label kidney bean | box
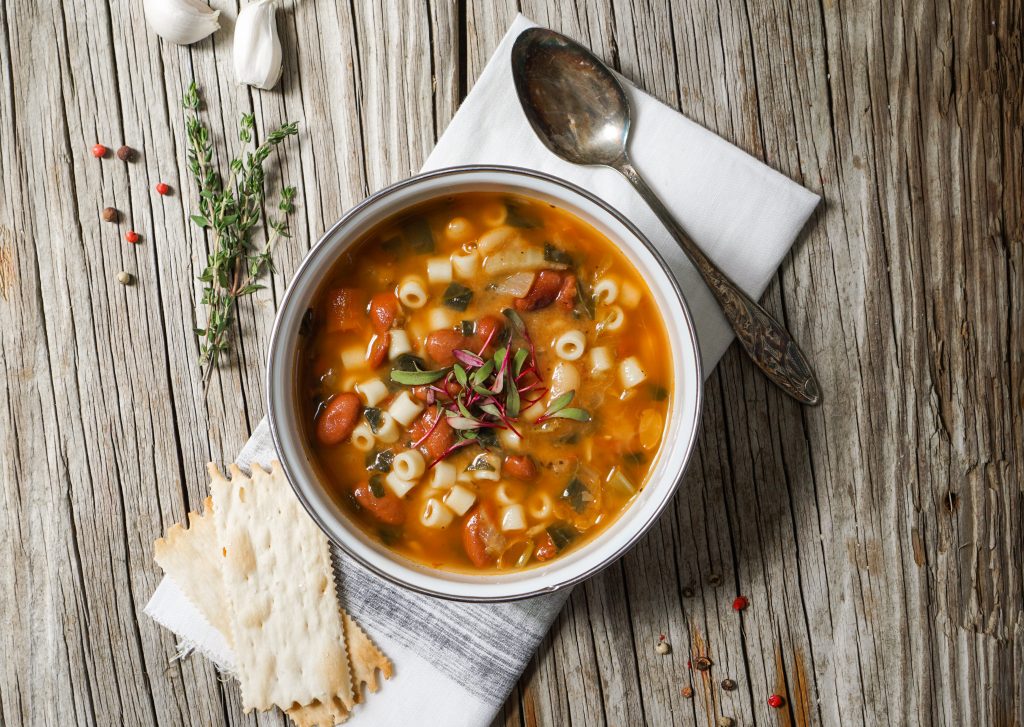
[367,332,389,368]
[409,405,454,461]
[463,501,505,568]
[324,287,362,333]
[514,270,564,312]
[534,532,557,562]
[410,385,431,402]
[425,329,467,366]
[503,454,538,481]
[368,291,400,333]
[472,315,505,351]
[352,481,406,525]
[555,273,577,310]
[315,392,361,445]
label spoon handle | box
[615,161,822,405]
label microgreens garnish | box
[537,390,592,423]
[390,364,448,386]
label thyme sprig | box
[182,82,299,390]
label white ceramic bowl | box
[267,166,703,601]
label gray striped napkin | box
[146,13,818,726]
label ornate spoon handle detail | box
[616,160,822,406]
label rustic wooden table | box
[2,1,1020,725]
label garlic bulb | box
[143,0,220,45]
[234,0,283,90]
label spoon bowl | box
[511,28,630,167]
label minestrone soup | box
[299,192,671,572]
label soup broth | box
[299,192,671,572]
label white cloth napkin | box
[145,14,819,727]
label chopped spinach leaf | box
[505,202,540,228]
[443,282,474,311]
[574,277,595,319]
[365,449,394,473]
[543,242,573,266]
[547,522,577,551]
[466,453,496,471]
[364,407,384,433]
[623,451,647,466]
[393,353,427,372]
[650,384,669,401]
[461,320,476,337]
[369,474,386,497]
[477,427,499,448]
[402,218,434,253]
[560,477,592,513]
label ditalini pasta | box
[300,192,670,572]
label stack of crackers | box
[153,462,392,726]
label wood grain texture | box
[1,0,1020,726]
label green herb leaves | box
[184,82,299,391]
[539,390,591,423]
[390,367,447,386]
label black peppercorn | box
[116,145,136,162]
[102,207,119,223]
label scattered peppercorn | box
[91,143,108,158]
[721,679,737,691]
[155,182,171,196]
[116,271,133,285]
[655,641,671,655]
[708,573,723,586]
[717,717,735,727]
[732,596,749,611]
[767,694,785,709]
[102,207,120,223]
[124,230,140,244]
[693,656,713,671]
[116,145,136,162]
[680,686,693,699]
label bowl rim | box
[267,164,703,602]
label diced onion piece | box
[526,492,553,519]
[498,427,522,450]
[426,257,453,284]
[619,281,642,308]
[456,468,473,482]
[493,271,536,297]
[469,452,501,481]
[483,245,547,275]
[549,361,580,401]
[393,449,426,480]
[397,277,428,308]
[451,251,480,279]
[600,305,625,331]
[385,470,416,498]
[593,277,619,304]
[590,346,613,374]
[375,412,400,443]
[638,408,663,450]
[355,377,389,407]
[619,356,648,389]
[500,504,527,532]
[477,225,518,254]
[494,482,523,505]
[340,345,367,370]
[350,422,375,452]
[445,217,474,243]
[431,460,457,489]
[554,330,587,361]
[427,308,458,331]
[421,497,454,528]
[606,466,636,496]
[388,329,412,360]
[443,484,476,516]
[388,391,423,427]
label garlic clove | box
[143,0,220,46]
[234,0,283,91]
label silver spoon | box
[511,28,821,406]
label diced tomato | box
[425,329,467,366]
[503,454,538,480]
[535,532,557,562]
[323,288,362,332]
[410,385,432,402]
[408,405,454,461]
[555,273,577,310]
[352,481,406,525]
[514,270,564,312]
[463,501,506,568]
[367,333,389,368]
[368,291,400,333]
[315,392,361,445]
